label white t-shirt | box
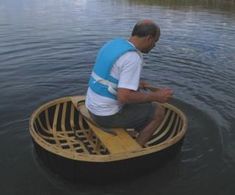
[85,50,143,116]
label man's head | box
[130,19,160,53]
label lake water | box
[0,0,235,194]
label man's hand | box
[151,88,174,103]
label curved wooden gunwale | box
[29,96,187,162]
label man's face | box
[142,34,160,53]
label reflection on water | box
[0,0,235,194]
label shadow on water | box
[30,99,225,194]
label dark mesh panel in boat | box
[47,105,56,129]
[61,144,70,149]
[81,116,89,129]
[65,101,73,131]
[73,106,80,130]
[178,118,183,133]
[76,148,84,153]
[38,111,47,130]
[172,116,181,137]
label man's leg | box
[136,103,165,146]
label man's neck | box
[128,36,143,52]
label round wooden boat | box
[29,96,187,182]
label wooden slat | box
[69,104,94,153]
[52,104,60,130]
[75,112,101,154]
[33,122,54,142]
[79,112,85,130]
[147,112,176,145]
[178,119,183,133]
[166,115,180,140]
[37,118,51,134]
[69,103,102,155]
[44,108,61,147]
[152,109,171,136]
[45,110,52,130]
[70,105,75,129]
[61,102,67,131]
[51,104,61,147]
[60,103,80,152]
[61,102,89,154]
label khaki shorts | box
[89,102,156,132]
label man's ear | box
[146,35,153,41]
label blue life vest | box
[89,38,137,99]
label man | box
[85,19,173,146]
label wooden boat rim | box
[29,96,188,162]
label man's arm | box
[117,87,174,104]
[138,80,150,89]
